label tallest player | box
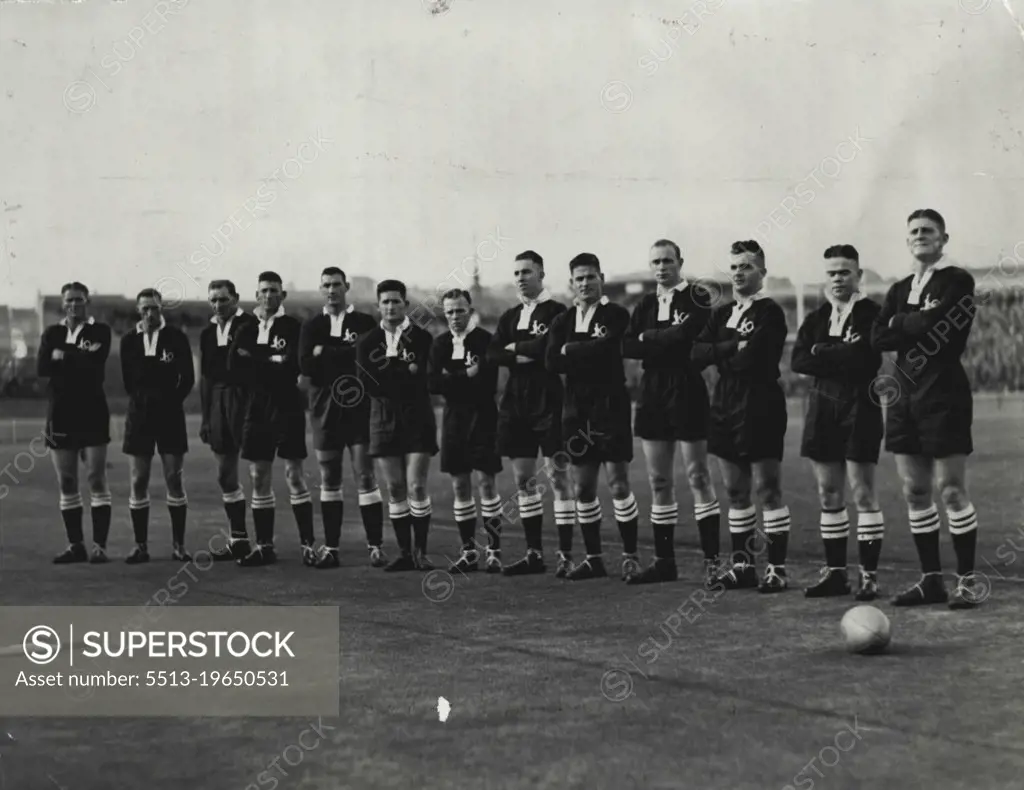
[623,240,720,586]
[872,209,981,609]
[38,282,114,563]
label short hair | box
[907,208,946,233]
[208,279,238,297]
[321,267,347,281]
[569,253,601,273]
[650,239,682,261]
[824,245,859,263]
[377,279,407,300]
[60,281,89,298]
[441,288,472,305]
[257,271,283,286]
[730,240,765,266]
[515,250,544,269]
[136,288,162,302]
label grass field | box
[1,397,1023,789]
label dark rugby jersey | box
[692,295,788,418]
[622,280,712,372]
[298,305,377,388]
[227,307,303,402]
[38,318,112,399]
[120,318,195,402]
[200,309,257,387]
[486,295,566,420]
[545,297,630,407]
[871,262,975,383]
[427,325,498,407]
[356,319,434,404]
[791,296,882,402]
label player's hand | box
[408,363,419,375]
[515,354,532,364]
[638,332,645,342]
[313,345,324,357]
[51,349,64,361]
[888,316,897,329]
[811,343,825,356]
[199,423,210,443]
[236,348,252,358]
[505,343,516,352]
[561,345,567,356]
[737,341,748,352]
[270,354,284,364]
[466,364,479,378]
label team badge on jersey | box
[591,323,608,339]
[271,336,287,350]
[737,317,755,337]
[465,352,479,367]
[343,328,359,344]
[672,310,689,326]
[399,348,416,363]
[160,349,175,363]
[922,295,941,311]
[843,326,861,344]
[530,321,548,337]
[77,339,103,353]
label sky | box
[2,0,1024,307]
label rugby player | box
[791,245,884,600]
[487,251,573,577]
[356,280,438,571]
[120,288,195,563]
[427,289,504,573]
[228,272,313,567]
[872,209,981,609]
[622,239,720,587]
[692,241,792,593]
[298,267,386,569]
[545,253,636,581]
[38,282,114,563]
[200,280,258,562]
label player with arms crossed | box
[120,288,195,563]
[299,267,386,569]
[428,289,504,573]
[692,241,793,592]
[199,280,258,562]
[790,245,885,600]
[872,209,981,609]
[545,253,637,580]
[356,280,438,571]
[229,272,314,567]
[622,239,721,586]
[487,251,573,576]
[39,282,114,563]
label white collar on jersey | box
[62,316,95,344]
[255,305,285,344]
[907,255,953,305]
[450,313,480,360]
[136,316,166,357]
[516,289,552,329]
[825,291,866,337]
[725,289,767,329]
[656,278,689,299]
[211,308,244,346]
[656,278,689,320]
[324,303,354,337]
[574,295,609,333]
[382,316,411,357]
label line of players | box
[38,208,983,609]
